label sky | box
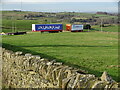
[1,0,119,13]
[1,0,119,2]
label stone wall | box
[2,48,119,89]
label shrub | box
[84,24,91,29]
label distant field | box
[91,25,118,32]
[2,19,67,33]
[2,31,118,81]
[2,18,118,33]
[2,11,118,33]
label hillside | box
[2,11,118,33]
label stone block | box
[15,51,23,55]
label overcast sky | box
[1,0,119,2]
[1,0,118,13]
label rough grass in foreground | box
[2,31,119,81]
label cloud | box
[2,0,38,3]
[1,0,119,3]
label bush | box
[100,24,105,27]
[84,24,91,29]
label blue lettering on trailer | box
[35,24,63,31]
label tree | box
[84,24,91,29]
[44,19,47,24]
[100,24,105,27]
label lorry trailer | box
[66,24,84,32]
[32,24,63,33]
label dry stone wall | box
[2,48,119,89]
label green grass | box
[2,18,118,33]
[2,11,119,81]
[92,25,118,32]
[2,31,119,81]
[2,19,67,33]
[2,19,39,33]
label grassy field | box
[2,19,67,33]
[2,11,119,81]
[91,25,118,32]
[2,31,119,81]
[2,11,118,33]
[2,18,118,33]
